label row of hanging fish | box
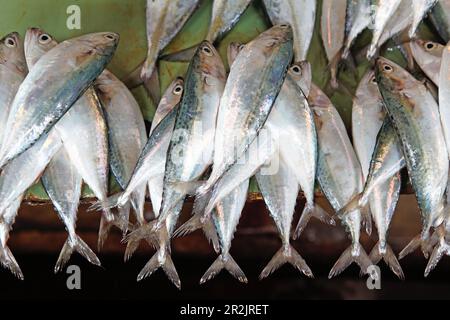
[0,0,449,287]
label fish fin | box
[137,246,181,289]
[97,214,113,252]
[328,243,372,279]
[0,246,23,280]
[360,204,373,236]
[259,245,314,280]
[55,236,101,273]
[192,188,214,224]
[294,203,335,239]
[399,234,423,260]
[88,192,124,212]
[326,48,344,89]
[174,213,220,253]
[200,253,247,284]
[160,45,199,63]
[203,216,220,254]
[169,181,205,196]
[118,202,131,236]
[121,60,145,89]
[370,241,404,280]
[424,239,450,277]
[143,67,161,105]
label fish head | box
[75,32,120,59]
[156,77,184,119]
[375,57,411,92]
[254,24,293,51]
[0,32,27,75]
[227,42,245,66]
[24,28,58,68]
[288,61,312,97]
[195,41,226,87]
[412,39,444,59]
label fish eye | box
[425,42,435,50]
[104,34,115,40]
[239,44,245,50]
[383,64,393,73]
[371,76,377,84]
[38,33,51,44]
[202,45,213,56]
[5,37,16,48]
[173,84,183,95]
[290,65,302,75]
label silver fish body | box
[376,57,448,239]
[263,0,316,61]
[0,32,118,168]
[430,0,450,42]
[410,0,438,37]
[439,44,450,159]
[343,0,371,58]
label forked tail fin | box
[369,241,404,280]
[55,235,101,273]
[294,203,335,239]
[174,213,220,253]
[0,246,23,280]
[328,243,372,279]
[259,245,314,280]
[200,253,247,285]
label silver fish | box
[0,32,27,148]
[321,0,347,88]
[198,25,293,203]
[256,156,314,280]
[126,41,226,289]
[24,29,114,250]
[96,70,148,228]
[430,0,450,42]
[411,39,444,86]
[141,0,199,82]
[263,0,316,61]
[367,0,403,59]
[309,84,371,278]
[352,71,403,279]
[439,43,450,159]
[410,0,438,37]
[376,58,448,277]
[0,32,118,168]
[343,0,371,59]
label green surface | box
[0,0,437,198]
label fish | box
[199,180,249,284]
[147,78,184,220]
[367,0,403,59]
[24,28,115,250]
[351,71,403,279]
[411,39,444,86]
[410,0,438,37]
[376,58,448,276]
[439,43,450,159]
[0,32,119,169]
[342,0,371,59]
[376,1,413,51]
[309,84,372,278]
[256,156,314,280]
[320,0,347,88]
[430,0,450,42]
[263,0,316,61]
[0,32,27,148]
[140,0,199,88]
[197,25,293,206]
[125,41,226,289]
[96,70,148,229]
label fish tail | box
[399,234,422,260]
[174,213,220,253]
[259,245,314,280]
[360,204,373,236]
[425,224,450,277]
[55,235,101,273]
[369,241,404,280]
[200,253,247,285]
[88,192,125,212]
[123,221,159,261]
[98,208,134,251]
[117,202,131,236]
[294,203,335,239]
[328,243,372,279]
[0,246,23,280]
[160,44,199,63]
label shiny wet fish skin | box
[411,39,444,86]
[263,0,316,61]
[376,57,448,241]
[410,0,438,37]
[430,0,450,42]
[0,32,119,169]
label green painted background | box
[0,0,437,199]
